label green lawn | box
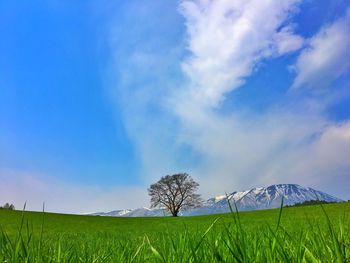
[0,202,349,262]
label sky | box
[1,0,350,214]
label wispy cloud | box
[169,0,350,198]
[177,0,302,108]
[0,169,148,213]
[3,1,349,214]
[274,25,305,55]
[108,0,350,203]
[292,9,350,89]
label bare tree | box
[0,203,15,210]
[148,173,202,217]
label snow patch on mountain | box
[89,209,132,217]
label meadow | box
[0,202,349,262]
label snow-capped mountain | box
[90,184,343,217]
[185,184,343,216]
[91,207,168,217]
[89,209,132,217]
[116,207,168,217]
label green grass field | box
[0,202,349,262]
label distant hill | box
[285,199,336,207]
[90,184,343,217]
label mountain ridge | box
[90,184,343,217]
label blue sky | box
[1,0,350,213]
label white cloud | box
[3,1,349,215]
[274,25,304,55]
[288,122,350,196]
[292,10,350,89]
[168,0,350,199]
[170,105,350,199]
[178,0,302,108]
[107,0,350,209]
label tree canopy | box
[0,203,15,210]
[148,173,202,217]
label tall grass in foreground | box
[0,204,349,262]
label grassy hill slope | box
[0,202,349,262]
